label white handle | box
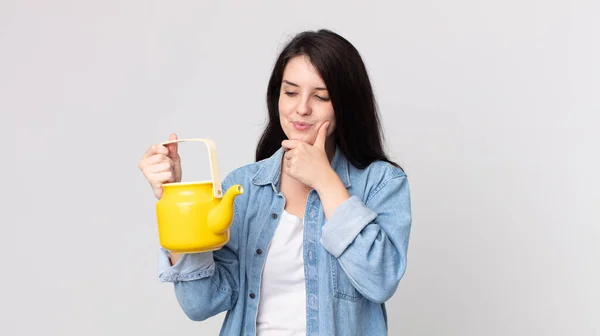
[160,138,223,198]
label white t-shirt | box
[256,210,306,335]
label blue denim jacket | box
[157,146,412,335]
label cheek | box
[278,97,293,116]
[326,110,336,135]
[278,99,290,128]
[326,109,335,124]
[328,121,336,136]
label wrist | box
[315,168,351,220]
[315,169,342,193]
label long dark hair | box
[255,29,402,171]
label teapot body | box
[156,181,229,253]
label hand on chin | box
[281,122,331,190]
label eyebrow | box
[282,80,327,91]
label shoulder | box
[349,159,407,185]
[221,156,273,189]
[348,160,409,205]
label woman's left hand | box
[281,121,334,190]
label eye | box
[284,91,298,97]
[315,95,330,102]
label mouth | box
[292,121,313,131]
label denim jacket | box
[157,146,412,335]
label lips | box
[292,121,313,131]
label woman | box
[138,29,412,335]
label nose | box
[296,97,312,116]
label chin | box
[287,132,313,143]
[287,135,305,142]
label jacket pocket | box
[329,255,363,302]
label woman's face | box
[278,55,336,146]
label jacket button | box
[249,293,256,299]
[256,249,263,255]
[271,213,278,219]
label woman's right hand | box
[138,133,182,200]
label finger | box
[142,145,159,159]
[313,121,329,150]
[165,133,179,159]
[282,139,303,150]
[139,153,166,171]
[146,161,173,174]
[145,153,169,165]
[151,143,169,156]
[152,171,175,184]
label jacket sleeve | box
[157,176,241,321]
[319,174,412,303]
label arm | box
[157,177,242,321]
[318,173,412,303]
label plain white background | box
[5,0,599,335]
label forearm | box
[319,175,412,303]
[335,221,406,303]
[158,249,240,320]
[173,261,240,321]
[315,169,351,220]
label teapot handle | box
[160,138,223,199]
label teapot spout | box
[208,184,244,234]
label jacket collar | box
[252,145,351,190]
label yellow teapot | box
[156,138,243,253]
